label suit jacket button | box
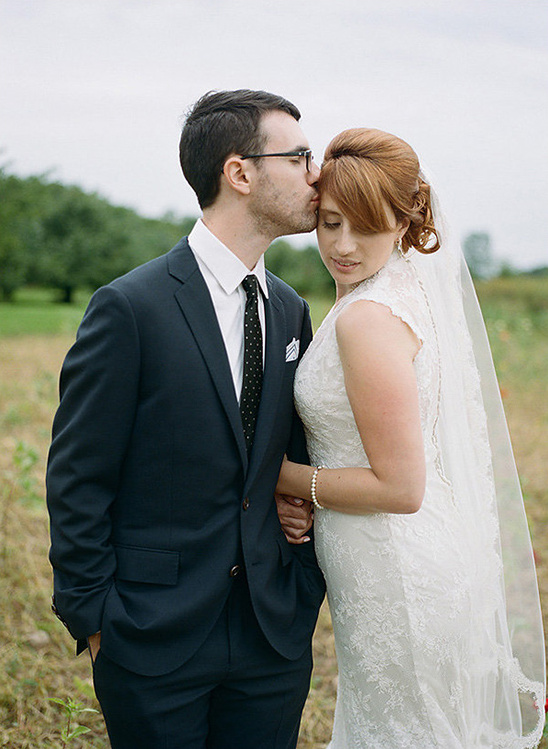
[229,565,241,578]
[242,497,249,511]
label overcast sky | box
[1,0,547,268]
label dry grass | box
[1,287,547,748]
[0,336,107,747]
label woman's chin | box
[333,268,366,286]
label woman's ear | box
[221,156,252,196]
[398,218,411,239]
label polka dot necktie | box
[240,275,263,454]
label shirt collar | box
[188,219,269,298]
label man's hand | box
[87,631,101,663]
[275,494,313,545]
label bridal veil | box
[407,174,546,745]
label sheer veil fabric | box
[408,175,546,744]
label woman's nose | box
[335,234,355,256]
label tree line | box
[1,167,535,305]
[0,168,196,303]
[0,168,334,303]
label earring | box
[395,237,403,255]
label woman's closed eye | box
[322,221,341,229]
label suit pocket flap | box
[114,545,179,585]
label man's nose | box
[307,160,320,183]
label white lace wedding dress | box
[294,250,544,748]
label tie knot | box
[242,275,259,300]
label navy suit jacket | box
[46,237,325,677]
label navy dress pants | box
[92,571,313,749]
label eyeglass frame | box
[239,149,314,172]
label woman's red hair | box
[320,128,440,254]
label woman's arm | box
[276,300,425,515]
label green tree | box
[35,190,197,301]
[37,186,137,303]
[0,170,45,300]
[126,213,196,269]
[0,165,198,303]
[266,240,333,296]
[463,232,497,279]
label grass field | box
[0,277,547,747]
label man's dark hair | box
[179,89,301,209]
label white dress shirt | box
[187,219,268,400]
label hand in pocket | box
[88,631,101,663]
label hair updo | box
[320,128,440,254]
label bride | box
[276,128,546,747]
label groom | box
[46,89,325,749]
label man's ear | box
[222,156,252,196]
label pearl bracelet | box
[310,466,325,510]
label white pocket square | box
[285,338,300,362]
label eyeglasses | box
[240,149,314,172]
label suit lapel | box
[169,240,248,468]
[245,278,286,484]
